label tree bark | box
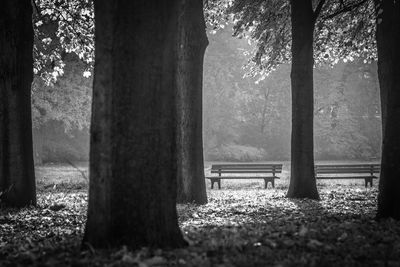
[374,0,392,135]
[375,0,400,220]
[176,0,208,204]
[83,0,187,248]
[287,0,320,200]
[0,0,36,207]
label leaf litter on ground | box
[1,184,400,266]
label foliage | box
[31,0,93,134]
[207,144,266,161]
[206,0,376,79]
[33,0,94,84]
[203,28,381,161]
[1,169,400,266]
[32,55,92,130]
[314,60,381,159]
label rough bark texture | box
[0,0,36,207]
[176,0,208,204]
[374,0,391,135]
[83,0,187,248]
[287,0,320,200]
[376,0,400,220]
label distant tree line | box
[204,28,380,161]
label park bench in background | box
[315,164,380,187]
[206,163,282,189]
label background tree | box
[32,55,91,164]
[375,0,400,220]
[176,0,208,204]
[286,0,323,199]
[201,25,379,162]
[207,0,377,199]
[0,0,36,207]
[29,0,93,165]
[83,0,187,248]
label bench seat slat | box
[206,176,280,179]
[211,166,282,169]
[316,176,378,179]
[316,167,379,170]
[316,169,374,174]
[211,167,282,171]
[211,170,282,174]
[211,164,281,167]
[315,163,381,167]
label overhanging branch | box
[313,0,327,21]
[322,0,370,20]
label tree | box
[176,0,208,204]
[208,0,376,199]
[314,61,381,160]
[32,55,92,131]
[375,0,400,220]
[83,0,187,248]
[32,55,92,165]
[286,0,323,199]
[0,0,36,207]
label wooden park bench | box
[206,163,282,189]
[315,164,380,187]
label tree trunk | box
[83,0,187,249]
[374,0,392,135]
[287,0,320,200]
[176,0,208,204]
[375,0,400,220]
[32,128,44,166]
[0,0,36,207]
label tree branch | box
[313,0,327,21]
[322,0,370,20]
[31,0,42,18]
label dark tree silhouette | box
[0,0,36,207]
[287,0,324,200]
[176,0,208,204]
[375,0,400,220]
[83,0,187,248]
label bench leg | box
[365,177,373,188]
[264,178,274,189]
[210,178,221,189]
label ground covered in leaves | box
[1,166,400,266]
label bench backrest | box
[315,164,380,174]
[211,164,283,175]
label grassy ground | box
[0,163,398,266]
[36,161,378,190]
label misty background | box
[32,26,381,165]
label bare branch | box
[31,0,42,18]
[322,0,370,20]
[313,0,327,21]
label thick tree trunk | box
[374,0,392,135]
[376,0,400,220]
[287,0,320,200]
[83,0,187,248]
[0,0,36,207]
[176,0,208,204]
